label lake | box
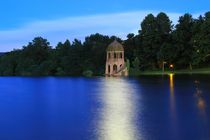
[0,75,210,140]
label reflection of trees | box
[194,80,206,117]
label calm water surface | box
[0,75,210,140]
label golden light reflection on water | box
[169,74,176,113]
[198,98,206,115]
[194,80,207,118]
[169,73,177,130]
[96,78,140,140]
[169,73,174,94]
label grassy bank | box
[134,67,210,76]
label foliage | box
[82,70,93,77]
[1,12,210,76]
[129,57,141,76]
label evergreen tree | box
[172,14,194,69]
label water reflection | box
[169,74,176,118]
[168,73,179,138]
[194,80,207,117]
[96,78,140,140]
[169,74,174,95]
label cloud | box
[0,11,201,52]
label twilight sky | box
[0,0,209,51]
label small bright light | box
[170,64,174,68]
[169,73,174,90]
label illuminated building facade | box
[105,40,128,76]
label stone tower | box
[105,40,128,76]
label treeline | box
[0,36,121,76]
[0,11,210,76]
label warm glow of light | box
[194,81,207,117]
[169,64,174,68]
[198,98,206,110]
[169,73,174,92]
[197,97,206,117]
[96,78,141,140]
[169,73,177,124]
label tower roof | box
[107,40,124,51]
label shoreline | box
[1,68,210,77]
[136,68,210,76]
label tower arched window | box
[108,53,111,59]
[114,53,117,59]
[120,52,123,58]
[113,64,117,73]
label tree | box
[130,57,141,75]
[56,39,71,56]
[1,11,210,76]
[83,33,112,75]
[139,14,158,69]
[191,15,204,66]
[0,50,21,75]
[22,37,51,64]
[124,33,136,62]
[192,12,210,67]
[138,13,172,69]
[156,12,173,66]
[158,43,175,64]
[172,14,194,69]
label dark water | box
[0,75,210,140]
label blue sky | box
[0,0,209,51]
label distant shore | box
[134,67,210,76]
